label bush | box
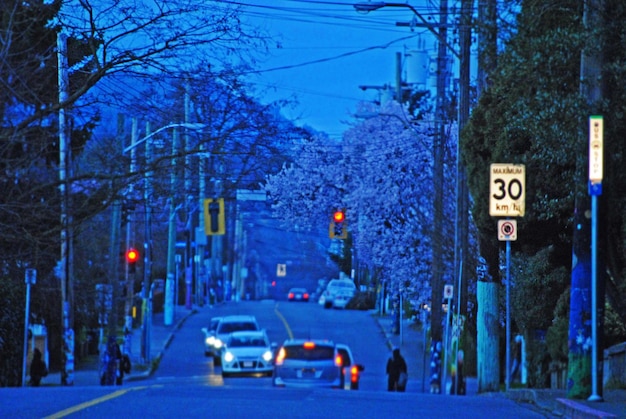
[346,291,376,310]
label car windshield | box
[229,336,267,347]
[284,345,334,361]
[218,322,257,334]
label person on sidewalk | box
[386,347,408,392]
[29,348,48,387]
[115,343,132,385]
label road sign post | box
[588,115,603,402]
[490,163,525,392]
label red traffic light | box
[126,248,139,263]
[333,210,345,223]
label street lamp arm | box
[353,2,460,59]
[123,122,206,153]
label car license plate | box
[243,361,253,368]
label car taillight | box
[275,347,286,365]
[350,366,359,382]
[288,293,294,299]
[304,293,309,299]
[335,355,342,367]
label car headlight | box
[206,336,215,346]
[214,339,223,349]
[262,350,273,362]
[224,351,235,363]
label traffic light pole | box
[124,119,138,356]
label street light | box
[123,123,206,154]
[353,2,461,59]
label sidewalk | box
[374,312,626,418]
[45,305,196,387]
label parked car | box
[287,287,309,302]
[201,317,222,358]
[272,339,342,388]
[336,343,365,390]
[321,278,356,309]
[204,315,260,365]
[332,290,353,309]
[220,330,275,377]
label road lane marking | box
[274,303,293,339]
[42,385,162,419]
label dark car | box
[272,339,342,388]
[287,288,309,302]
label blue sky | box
[237,1,449,138]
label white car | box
[332,290,353,309]
[322,279,356,309]
[204,315,260,366]
[220,331,275,377]
[201,317,222,358]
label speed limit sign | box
[490,164,525,217]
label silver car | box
[272,339,342,388]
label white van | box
[321,279,356,309]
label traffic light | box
[329,210,347,239]
[204,198,225,235]
[126,248,139,274]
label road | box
[1,300,553,418]
[153,300,391,392]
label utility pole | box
[429,0,448,395]
[197,122,207,308]
[567,0,604,400]
[476,0,500,393]
[165,128,180,326]
[184,83,194,309]
[57,32,74,386]
[141,122,153,362]
[124,119,138,356]
[452,0,473,396]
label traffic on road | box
[1,299,552,418]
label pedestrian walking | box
[115,343,132,385]
[29,348,48,387]
[386,347,408,392]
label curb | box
[556,398,618,419]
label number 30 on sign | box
[490,164,525,217]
